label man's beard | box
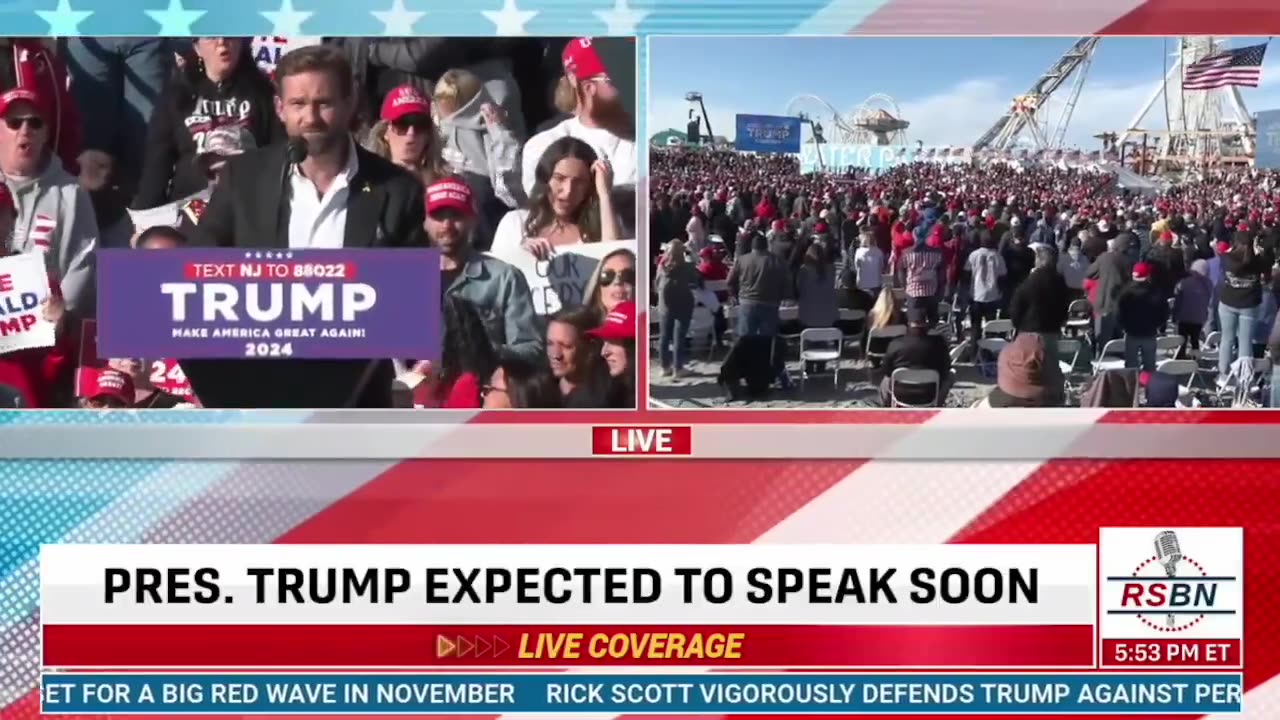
[586,94,634,141]
[297,127,346,157]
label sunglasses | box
[480,384,507,399]
[598,268,635,287]
[5,116,43,131]
[390,115,431,134]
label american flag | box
[1183,43,1268,90]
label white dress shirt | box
[288,139,360,250]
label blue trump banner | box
[96,249,441,361]
[41,672,1242,715]
[1257,109,1280,170]
[734,114,802,154]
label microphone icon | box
[1154,531,1182,628]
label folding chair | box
[938,301,953,328]
[1058,336,1086,375]
[799,328,844,390]
[837,308,867,355]
[982,318,1014,339]
[1197,330,1222,369]
[1156,358,1199,392]
[1064,299,1092,337]
[1229,358,1272,408]
[865,325,906,382]
[687,305,717,360]
[976,337,1008,378]
[1155,335,1184,360]
[890,368,942,408]
[1093,338,1127,373]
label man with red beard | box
[424,177,542,364]
[520,37,636,235]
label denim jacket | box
[450,249,544,363]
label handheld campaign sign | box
[489,240,635,317]
[252,37,322,75]
[0,253,55,355]
[96,248,442,360]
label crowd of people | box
[649,146,1280,408]
[0,36,638,409]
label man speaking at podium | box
[186,45,427,408]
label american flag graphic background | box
[4,0,1280,718]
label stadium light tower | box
[685,91,715,147]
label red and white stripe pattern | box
[27,214,55,250]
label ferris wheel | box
[784,94,859,144]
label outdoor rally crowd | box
[0,36,637,409]
[650,146,1280,407]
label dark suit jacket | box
[183,141,428,409]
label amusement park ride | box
[774,37,1258,173]
[784,93,911,146]
[973,36,1256,171]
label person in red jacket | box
[0,183,73,407]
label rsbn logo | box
[1106,530,1238,632]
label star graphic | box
[261,0,313,37]
[371,0,425,35]
[593,0,647,35]
[145,0,205,36]
[482,0,537,36]
[35,0,93,36]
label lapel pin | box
[361,184,371,193]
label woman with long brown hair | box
[490,136,620,261]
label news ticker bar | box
[10,413,1280,458]
[40,624,1097,668]
[39,672,1244,715]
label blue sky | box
[647,37,1280,149]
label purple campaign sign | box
[97,248,441,360]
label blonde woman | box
[656,240,701,378]
[868,284,902,331]
[582,248,636,322]
[866,285,903,369]
[433,68,524,210]
[363,85,451,185]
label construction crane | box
[973,37,1100,152]
[685,91,716,147]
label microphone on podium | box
[281,137,309,199]
[1154,531,1182,627]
